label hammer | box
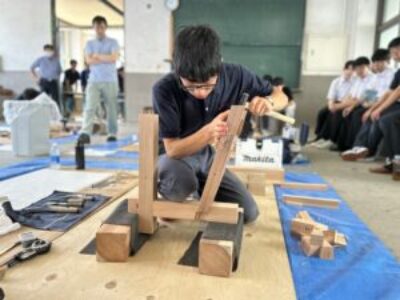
[239,92,295,125]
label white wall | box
[303,0,378,75]
[125,0,172,74]
[0,0,52,71]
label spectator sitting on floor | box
[311,60,355,149]
[341,45,399,161]
[335,50,395,152]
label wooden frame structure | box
[128,106,247,234]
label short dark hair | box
[388,37,400,49]
[92,15,108,26]
[371,49,390,62]
[173,25,222,82]
[272,77,284,86]
[354,56,370,67]
[70,59,77,65]
[344,60,355,69]
[43,44,54,51]
[282,86,293,101]
[263,74,273,82]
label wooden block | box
[199,239,234,277]
[96,224,131,262]
[283,195,340,209]
[296,210,314,222]
[300,236,320,257]
[310,229,324,246]
[136,113,158,234]
[291,218,315,236]
[323,230,336,244]
[227,166,285,183]
[154,200,241,224]
[247,181,266,196]
[278,182,328,191]
[320,240,334,260]
[334,233,347,247]
[314,222,329,231]
[129,199,241,224]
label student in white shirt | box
[338,51,394,151]
[342,39,400,163]
[312,60,355,148]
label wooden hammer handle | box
[243,101,295,125]
[265,111,295,125]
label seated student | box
[336,49,394,151]
[365,38,400,173]
[312,60,355,149]
[152,25,288,224]
[341,40,400,161]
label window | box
[376,0,400,49]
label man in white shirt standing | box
[337,50,394,151]
[312,60,355,148]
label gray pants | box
[81,82,118,136]
[158,146,259,224]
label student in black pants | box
[342,37,400,161]
[337,49,394,151]
[312,61,355,149]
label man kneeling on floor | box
[152,25,288,224]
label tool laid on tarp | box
[0,191,110,231]
[0,232,51,280]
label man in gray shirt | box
[31,44,62,107]
[78,15,120,144]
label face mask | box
[44,51,54,57]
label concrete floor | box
[0,121,399,259]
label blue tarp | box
[0,157,138,182]
[275,172,400,300]
[89,135,137,151]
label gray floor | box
[0,121,399,259]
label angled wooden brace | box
[195,105,248,219]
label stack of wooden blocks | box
[291,211,347,260]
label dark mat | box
[178,213,244,271]
[80,199,151,255]
[3,191,110,231]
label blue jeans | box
[157,146,260,223]
[81,82,118,136]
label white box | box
[235,138,283,169]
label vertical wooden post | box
[136,113,158,234]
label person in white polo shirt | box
[312,60,355,149]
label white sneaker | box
[310,139,326,147]
[316,140,334,149]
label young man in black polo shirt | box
[152,25,288,224]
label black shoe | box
[107,136,117,142]
[78,133,91,144]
